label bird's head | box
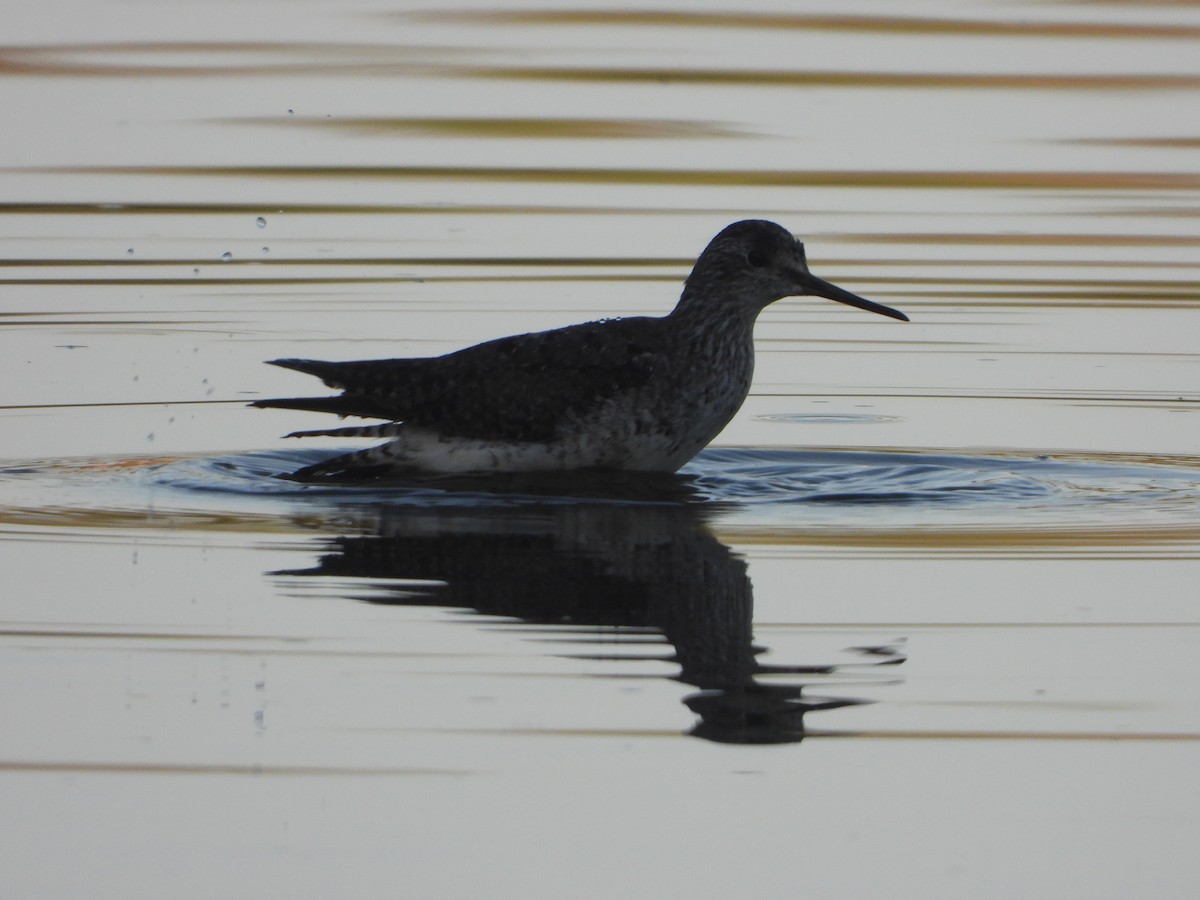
[680,220,909,322]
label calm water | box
[3,2,1199,897]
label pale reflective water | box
[3,1,1200,897]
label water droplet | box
[256,216,267,228]
[220,251,232,262]
[126,247,134,255]
[193,267,200,275]
[287,108,294,116]
[261,246,269,254]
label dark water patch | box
[32,165,1200,191]
[0,202,802,216]
[842,275,1200,293]
[6,42,1198,91]
[848,232,1200,247]
[229,115,746,140]
[421,10,1200,41]
[0,255,687,268]
[1069,137,1200,150]
[452,65,1200,92]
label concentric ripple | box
[688,448,1200,530]
[2,446,1199,535]
[113,447,1200,526]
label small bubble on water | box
[256,216,267,228]
[220,251,232,262]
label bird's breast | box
[554,322,757,470]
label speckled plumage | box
[253,220,908,478]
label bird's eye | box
[746,249,769,268]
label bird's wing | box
[252,317,670,441]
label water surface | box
[2,1,1199,897]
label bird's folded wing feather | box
[253,317,669,442]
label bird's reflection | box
[276,472,902,744]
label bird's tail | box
[264,357,351,386]
[249,395,358,415]
[250,357,410,420]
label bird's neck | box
[666,289,759,371]
[668,284,760,333]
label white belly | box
[372,424,701,474]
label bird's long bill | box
[804,274,909,322]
